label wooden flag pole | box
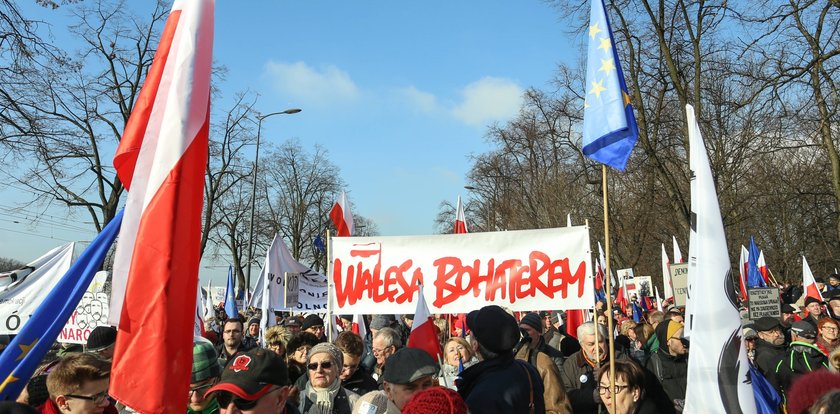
[326,229,333,342]
[602,165,617,414]
[587,219,601,366]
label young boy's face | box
[55,378,110,414]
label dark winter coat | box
[457,353,546,414]
[773,341,828,394]
[754,338,786,389]
[645,321,688,409]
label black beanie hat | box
[86,326,117,351]
[520,312,543,334]
[301,314,325,331]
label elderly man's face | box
[807,302,823,316]
[384,376,436,409]
[372,336,396,366]
[580,333,606,361]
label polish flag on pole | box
[352,313,368,341]
[330,190,354,237]
[654,286,664,312]
[739,245,749,300]
[672,236,683,263]
[454,195,468,234]
[661,243,674,300]
[107,1,214,412]
[407,285,442,360]
[757,250,770,285]
[803,256,824,303]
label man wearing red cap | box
[205,348,298,414]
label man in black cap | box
[301,314,326,341]
[381,347,440,410]
[243,317,261,349]
[205,348,298,414]
[802,297,824,330]
[457,305,546,414]
[772,320,828,396]
[85,326,117,361]
[753,316,787,388]
[517,312,572,414]
[825,291,840,323]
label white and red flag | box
[454,195,468,234]
[107,0,214,412]
[661,243,674,300]
[739,245,749,300]
[757,250,770,285]
[330,190,354,237]
[407,285,442,360]
[803,256,824,303]
[672,236,683,263]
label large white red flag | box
[107,0,214,412]
[661,243,674,300]
[330,190,354,237]
[803,256,824,303]
[684,104,756,413]
[454,195,468,234]
[407,283,442,360]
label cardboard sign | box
[634,276,653,298]
[670,263,689,306]
[59,271,110,344]
[283,273,300,308]
[748,287,781,319]
[617,268,635,280]
[330,226,592,314]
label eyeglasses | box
[189,382,215,396]
[215,387,280,411]
[372,346,392,355]
[307,361,333,371]
[597,384,631,395]
[65,390,110,405]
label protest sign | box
[748,287,781,319]
[634,276,653,298]
[331,226,592,314]
[284,272,300,308]
[0,243,74,335]
[59,271,110,344]
[670,263,689,306]
[617,268,635,280]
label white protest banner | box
[331,226,592,314]
[251,234,328,316]
[670,263,689,306]
[59,271,110,344]
[0,243,74,335]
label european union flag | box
[582,0,639,171]
[0,209,123,400]
[748,237,766,288]
[314,234,326,253]
[224,265,238,319]
[749,363,781,413]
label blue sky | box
[3,0,580,284]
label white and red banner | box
[330,226,592,314]
[330,190,354,237]
[107,0,214,412]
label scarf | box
[302,377,342,414]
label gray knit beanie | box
[307,342,344,372]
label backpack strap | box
[516,361,535,414]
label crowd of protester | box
[9,277,840,413]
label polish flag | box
[107,1,214,412]
[661,243,674,300]
[352,314,368,343]
[407,285,442,360]
[672,236,683,263]
[330,190,354,237]
[565,309,585,339]
[454,195,468,234]
[803,256,824,303]
[757,250,770,285]
[739,245,749,300]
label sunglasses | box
[307,361,333,371]
[215,387,279,411]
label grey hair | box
[577,322,608,341]
[373,327,402,348]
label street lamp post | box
[245,108,301,293]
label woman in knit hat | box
[299,342,360,414]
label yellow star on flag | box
[590,79,607,99]
[584,99,590,109]
[0,374,18,394]
[15,337,38,362]
[599,58,616,75]
[589,23,602,39]
[623,91,632,106]
[598,37,611,53]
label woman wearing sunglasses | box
[298,343,359,414]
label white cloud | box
[263,61,360,105]
[397,86,438,113]
[451,77,524,127]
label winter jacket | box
[457,353,546,414]
[516,343,572,414]
[773,341,829,395]
[644,321,688,410]
[754,338,786,383]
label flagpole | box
[327,229,333,342]
[602,165,616,414]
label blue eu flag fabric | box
[224,265,238,319]
[0,209,123,400]
[314,234,326,253]
[749,363,781,413]
[582,0,639,171]
[748,237,766,288]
